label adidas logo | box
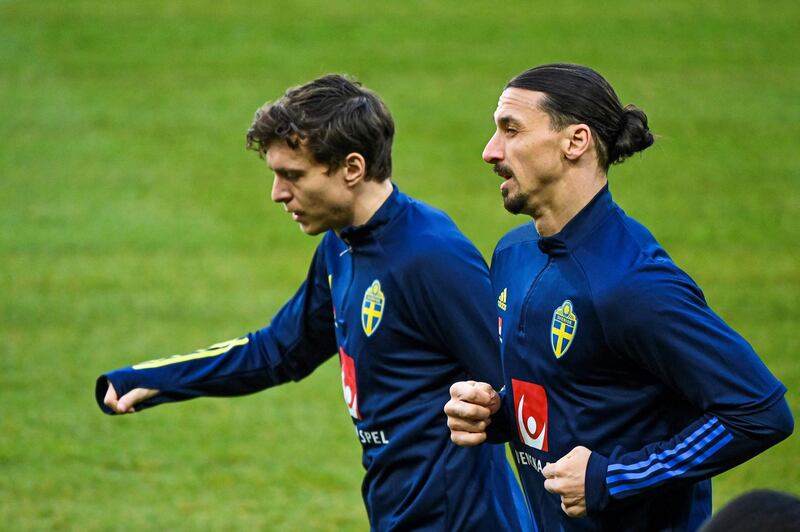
[497,288,508,311]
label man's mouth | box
[493,164,514,179]
[285,207,303,221]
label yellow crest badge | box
[361,280,385,337]
[551,299,577,358]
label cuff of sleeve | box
[95,369,164,414]
[485,394,512,443]
[585,451,610,514]
[95,374,117,415]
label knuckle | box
[450,385,464,399]
[451,432,471,446]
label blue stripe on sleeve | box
[607,424,726,484]
[608,433,734,496]
[607,417,719,473]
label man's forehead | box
[493,88,546,121]
[266,139,313,169]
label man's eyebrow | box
[268,165,303,174]
[496,115,522,128]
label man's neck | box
[532,171,608,237]
[350,178,394,228]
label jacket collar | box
[339,184,407,245]
[537,185,614,256]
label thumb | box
[484,385,502,415]
[103,381,119,411]
[117,388,159,413]
[459,381,501,414]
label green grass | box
[2,0,798,529]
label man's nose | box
[482,132,504,164]
[271,175,291,203]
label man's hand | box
[542,446,592,518]
[444,381,501,446]
[103,381,159,414]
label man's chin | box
[502,196,526,215]
[298,223,322,236]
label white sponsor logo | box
[355,427,390,445]
[513,449,550,476]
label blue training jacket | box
[489,186,792,531]
[96,186,532,531]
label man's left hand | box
[542,446,592,518]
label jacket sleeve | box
[95,242,337,414]
[584,265,793,513]
[485,386,514,443]
[403,236,505,390]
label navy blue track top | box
[96,186,531,531]
[489,186,792,531]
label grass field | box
[2,1,798,529]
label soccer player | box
[444,64,793,531]
[95,74,531,531]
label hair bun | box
[610,104,654,165]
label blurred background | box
[2,0,798,529]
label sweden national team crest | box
[361,280,385,337]
[551,299,578,358]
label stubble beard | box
[502,185,527,215]
[495,162,527,215]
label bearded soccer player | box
[95,75,531,531]
[444,64,793,531]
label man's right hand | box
[444,380,501,446]
[103,380,159,414]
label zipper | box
[337,245,356,332]
[518,257,552,335]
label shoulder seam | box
[568,209,648,359]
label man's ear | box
[562,124,593,161]
[342,152,367,186]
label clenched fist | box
[543,445,592,518]
[444,380,501,446]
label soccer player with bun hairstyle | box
[445,64,793,531]
[507,63,654,171]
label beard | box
[494,163,526,214]
[502,186,527,215]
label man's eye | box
[506,128,518,136]
[281,172,301,181]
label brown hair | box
[246,74,394,181]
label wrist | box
[485,396,511,443]
[585,450,610,514]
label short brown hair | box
[246,74,394,181]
